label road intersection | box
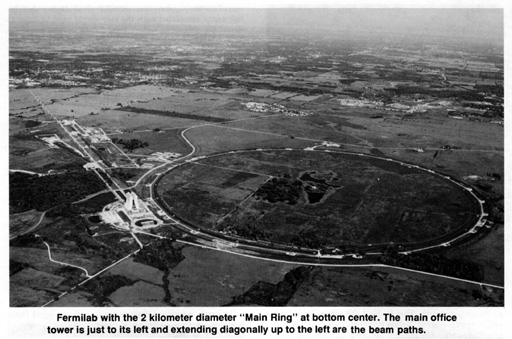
[23,98,501,308]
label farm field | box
[166,246,299,306]
[288,266,503,306]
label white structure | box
[100,192,163,230]
[124,192,142,211]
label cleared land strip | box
[9,169,44,176]
[189,161,273,178]
[115,106,230,123]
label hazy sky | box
[10,8,503,43]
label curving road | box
[141,129,491,273]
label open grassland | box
[166,246,298,306]
[345,114,503,151]
[9,136,48,156]
[46,291,95,307]
[443,225,504,286]
[129,90,232,113]
[9,210,45,237]
[11,267,67,293]
[105,258,164,286]
[288,266,503,306]
[10,147,85,173]
[222,109,502,152]
[29,87,99,102]
[111,129,192,155]
[78,110,199,133]
[108,281,168,307]
[44,85,184,118]
[185,124,314,155]
[9,89,39,111]
[221,114,369,147]
[10,120,88,172]
[10,283,55,307]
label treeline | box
[388,86,486,101]
[134,238,184,271]
[255,177,303,205]
[474,84,504,98]
[222,220,272,241]
[463,102,503,118]
[290,229,322,249]
[80,275,135,306]
[46,203,99,219]
[227,266,312,306]
[111,137,149,152]
[115,106,230,123]
[9,169,107,214]
[24,120,42,128]
[485,105,504,118]
[379,251,484,282]
[246,82,335,96]
[111,168,138,181]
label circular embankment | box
[154,148,487,252]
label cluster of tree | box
[461,102,503,119]
[387,86,486,101]
[10,259,30,276]
[474,84,503,98]
[227,266,312,306]
[24,120,42,128]
[134,238,184,271]
[255,177,303,205]
[111,138,149,152]
[9,169,106,214]
[223,221,272,241]
[379,250,484,282]
[463,102,492,110]
[111,168,137,181]
[290,230,322,249]
[487,172,501,180]
[80,275,135,306]
[46,203,98,219]
[484,105,504,118]
[9,234,42,248]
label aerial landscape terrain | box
[9,9,504,307]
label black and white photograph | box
[6,2,508,338]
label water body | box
[299,170,341,204]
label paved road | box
[9,211,47,240]
[149,146,487,254]
[26,102,500,308]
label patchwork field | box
[157,149,480,248]
[9,83,503,306]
